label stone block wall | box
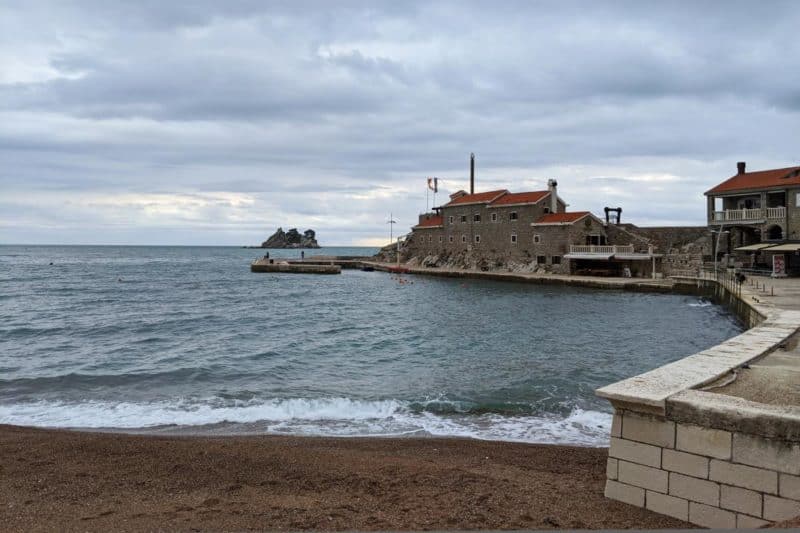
[789,188,800,241]
[606,410,800,528]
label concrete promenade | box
[362,261,676,292]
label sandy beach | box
[0,425,694,531]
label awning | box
[763,243,800,252]
[564,253,613,260]
[614,254,663,261]
[735,243,775,251]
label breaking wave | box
[0,397,612,447]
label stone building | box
[408,180,664,276]
[410,180,594,273]
[705,162,800,275]
[407,174,747,277]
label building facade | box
[410,180,599,273]
[705,162,800,275]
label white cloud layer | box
[1,1,799,245]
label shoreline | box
[0,424,692,531]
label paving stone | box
[606,458,618,480]
[669,472,720,506]
[676,423,732,460]
[622,412,675,448]
[720,484,762,517]
[605,480,644,508]
[618,460,668,493]
[645,490,688,521]
[764,495,800,521]
[609,437,662,468]
[689,502,736,529]
[780,473,800,501]
[734,433,800,475]
[736,514,771,528]
[710,459,778,494]
[662,448,709,479]
[611,413,622,438]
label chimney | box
[737,161,746,174]
[470,153,475,195]
[547,179,558,213]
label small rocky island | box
[259,228,321,249]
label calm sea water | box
[0,245,742,445]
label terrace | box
[709,206,786,224]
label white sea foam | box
[0,397,612,446]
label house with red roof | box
[409,178,663,276]
[705,162,800,274]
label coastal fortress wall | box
[405,222,709,277]
[598,276,800,528]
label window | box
[511,233,517,244]
[448,216,454,224]
[449,235,454,243]
[428,235,432,243]
[460,214,467,223]
[543,207,550,214]
[491,212,498,222]
[439,236,443,243]
[475,235,481,243]
[533,234,541,244]
[510,211,518,221]
[473,213,481,223]
[537,255,546,264]
[462,235,467,243]
[552,256,561,265]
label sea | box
[0,245,743,446]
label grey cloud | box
[2,1,800,245]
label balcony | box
[710,207,785,224]
[569,245,634,254]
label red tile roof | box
[706,166,800,195]
[533,211,591,224]
[414,215,443,228]
[488,190,549,206]
[443,189,508,206]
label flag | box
[427,177,439,193]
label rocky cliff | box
[261,228,321,249]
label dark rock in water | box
[260,228,321,249]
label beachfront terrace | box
[709,206,786,224]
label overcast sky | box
[2,1,799,246]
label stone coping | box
[666,389,800,443]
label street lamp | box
[711,227,730,277]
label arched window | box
[767,225,784,241]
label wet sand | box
[0,424,693,531]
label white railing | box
[569,244,635,254]
[711,207,786,222]
[711,208,764,222]
[766,206,786,219]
